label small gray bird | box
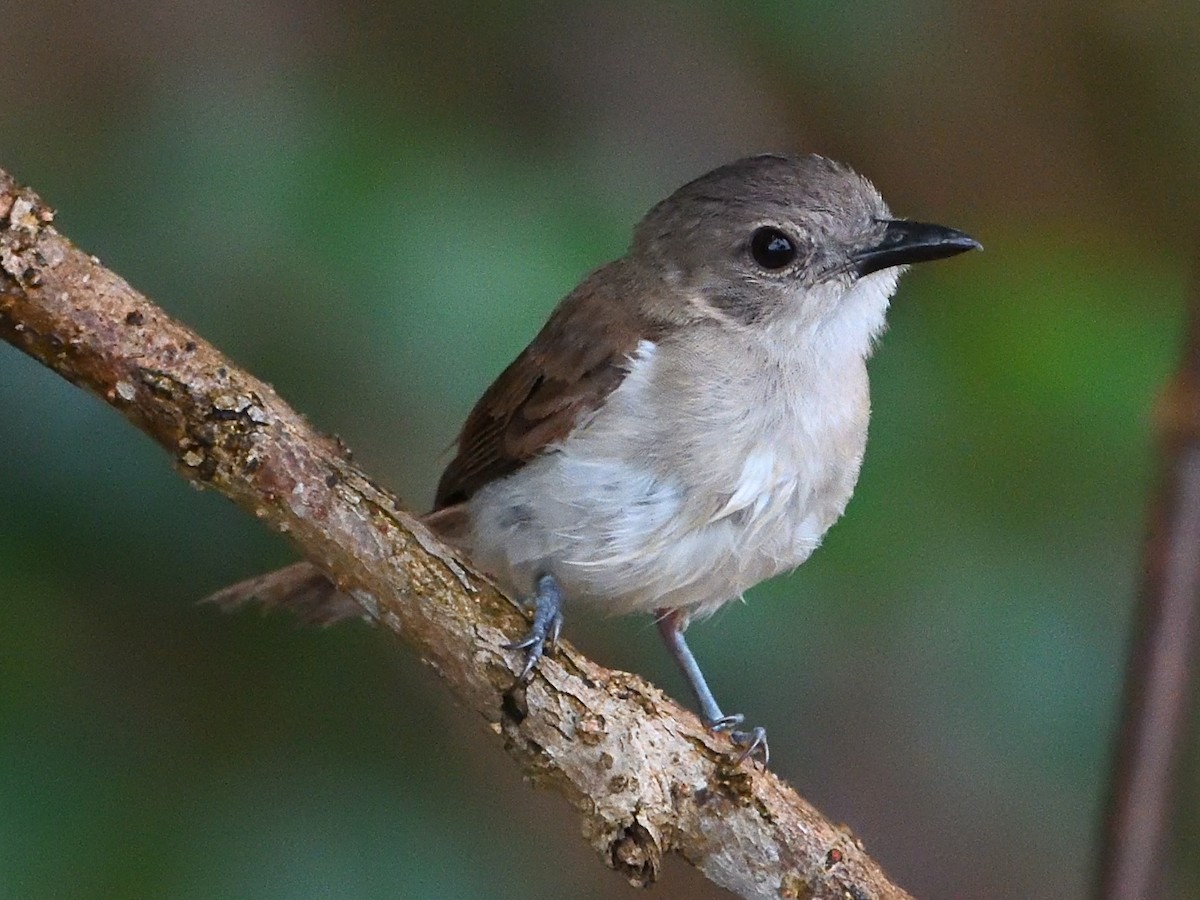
[212,154,980,764]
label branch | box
[1094,262,1200,900]
[0,167,913,900]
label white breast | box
[465,273,892,618]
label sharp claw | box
[706,715,768,767]
[506,575,564,683]
[517,645,543,683]
[506,626,548,682]
[731,726,769,767]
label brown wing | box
[433,261,663,510]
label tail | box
[201,561,364,626]
[202,502,470,625]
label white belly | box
[464,332,871,618]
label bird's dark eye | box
[749,227,797,270]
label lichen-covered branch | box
[0,166,913,900]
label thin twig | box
[1094,265,1200,900]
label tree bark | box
[0,167,913,900]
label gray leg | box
[505,573,564,682]
[657,608,768,765]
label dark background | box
[1,2,1195,898]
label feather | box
[433,260,670,509]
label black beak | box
[852,220,981,277]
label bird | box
[210,153,980,765]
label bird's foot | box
[504,573,564,682]
[656,609,769,767]
[710,714,769,767]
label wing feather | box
[433,261,664,509]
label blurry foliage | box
[1,2,1196,898]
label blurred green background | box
[1,2,1195,898]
